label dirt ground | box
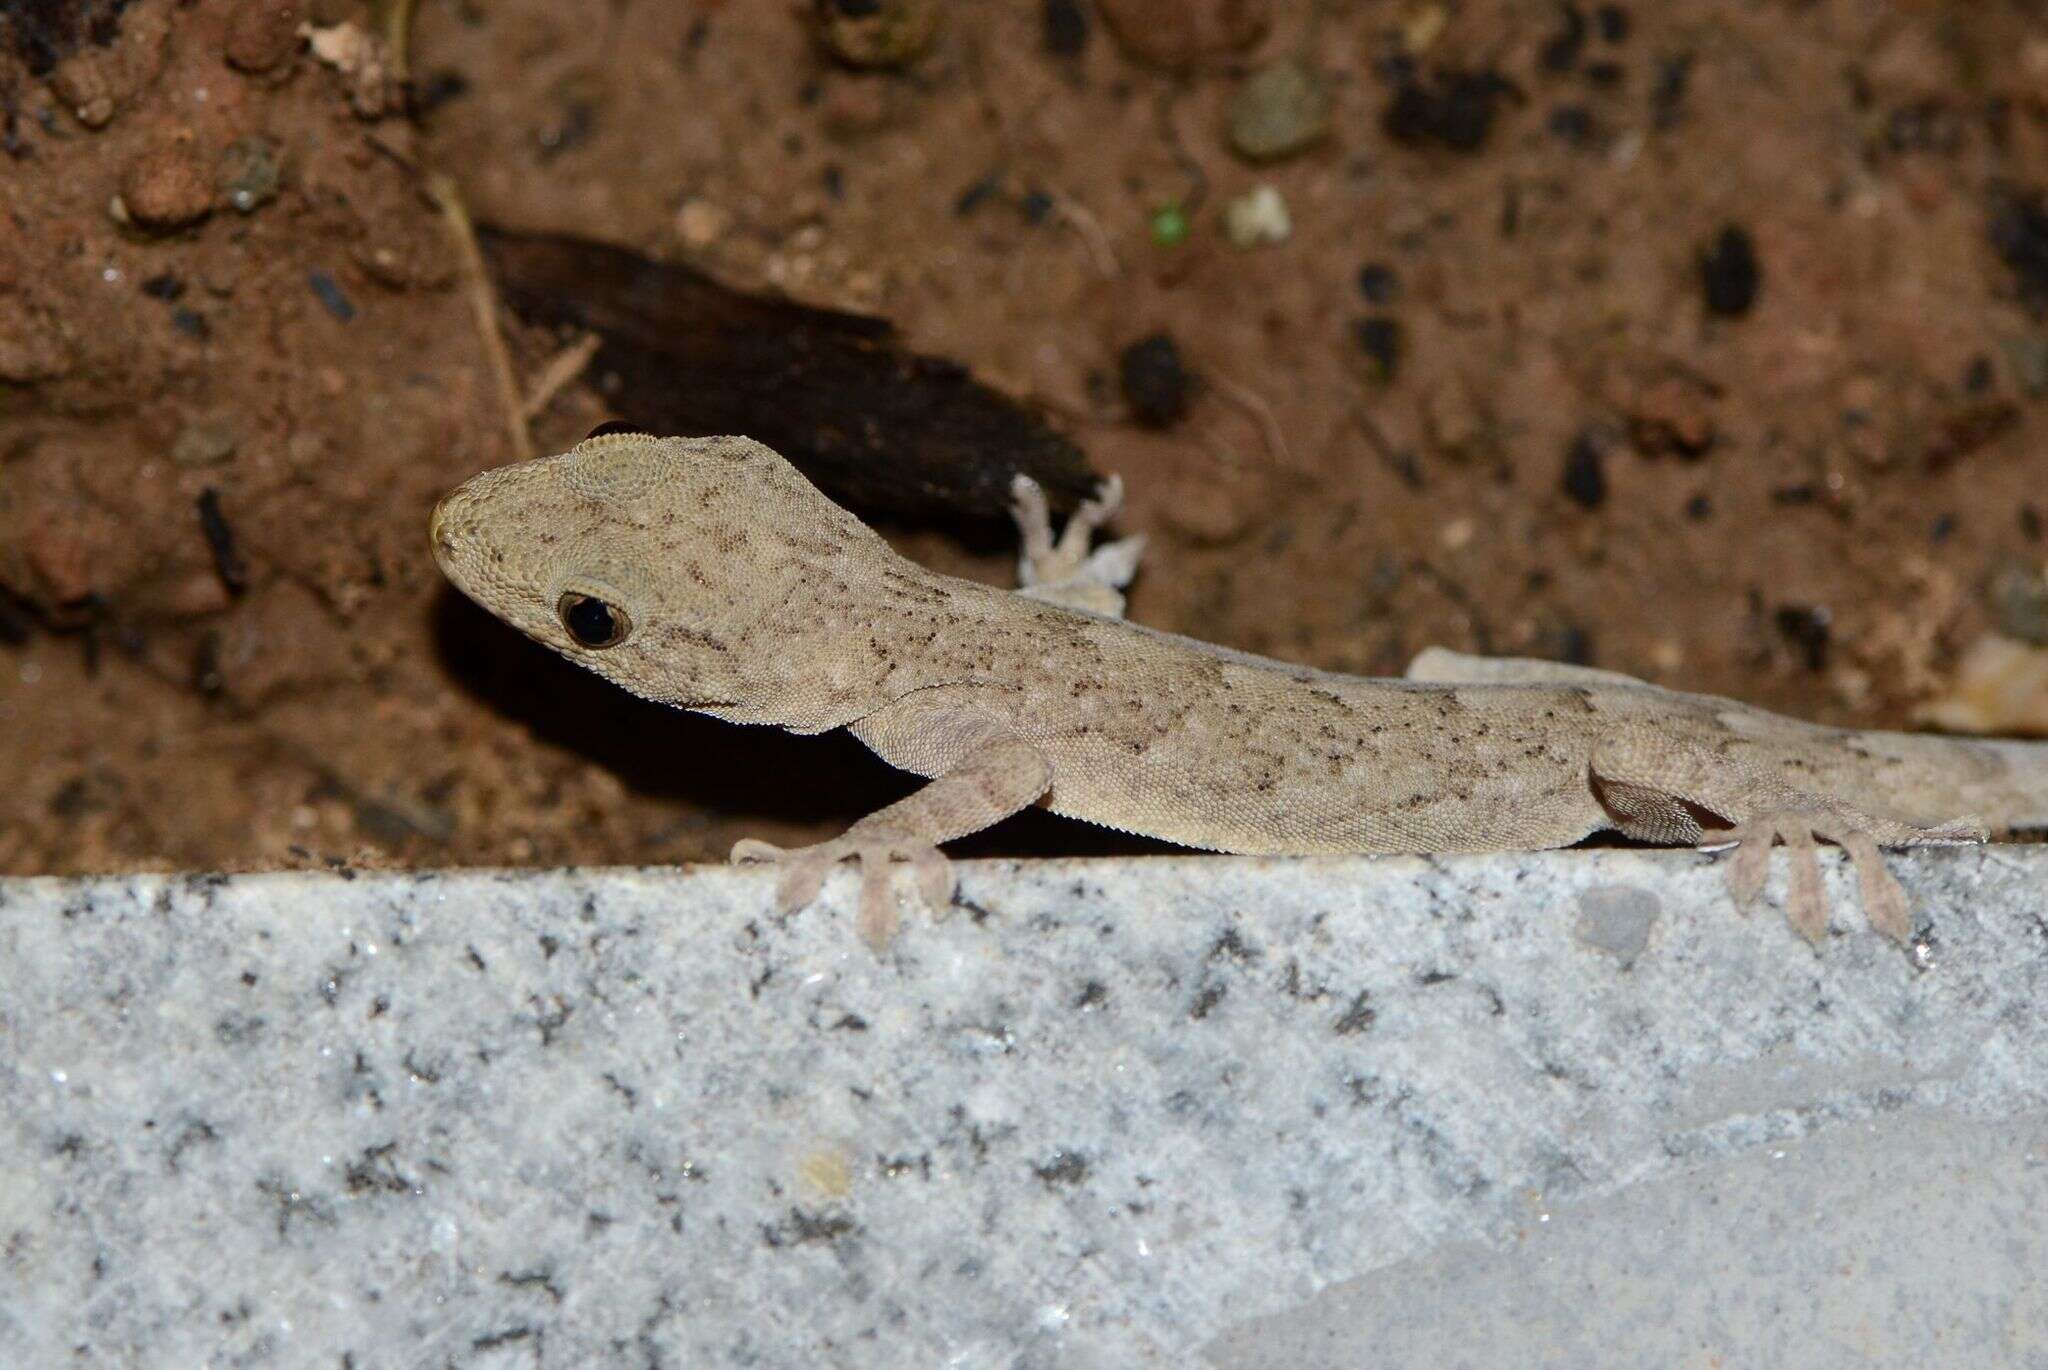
[4,0,2047,878]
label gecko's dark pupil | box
[583,420,642,441]
[560,593,625,648]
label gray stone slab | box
[2,848,2044,1367]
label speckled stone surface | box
[3,849,2045,1368]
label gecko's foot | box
[1009,473,1145,618]
[1708,813,1920,945]
[731,836,956,950]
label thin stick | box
[428,173,532,461]
[1053,194,1120,278]
[522,332,603,419]
[1208,371,1294,470]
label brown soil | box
[4,0,2046,877]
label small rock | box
[1227,60,1330,163]
[1042,0,1088,57]
[302,20,400,117]
[1699,224,1760,317]
[1351,316,1402,383]
[219,136,283,213]
[308,271,357,322]
[1774,604,1831,672]
[1626,378,1714,458]
[2002,333,2048,397]
[1561,430,1607,507]
[1222,185,1291,248]
[1120,333,1193,428]
[1096,0,1269,71]
[1991,560,2048,645]
[171,417,240,468]
[118,139,214,232]
[815,0,939,70]
[24,519,97,604]
[1149,204,1191,247]
[1356,262,1399,305]
[676,199,732,250]
[1383,69,1518,152]
[46,3,169,128]
[225,0,304,74]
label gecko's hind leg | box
[1011,474,1145,618]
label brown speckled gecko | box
[432,432,2048,948]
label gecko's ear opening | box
[582,420,651,442]
[557,591,633,649]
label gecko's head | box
[432,431,873,708]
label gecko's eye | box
[582,420,645,441]
[557,592,632,649]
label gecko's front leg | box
[732,693,1051,949]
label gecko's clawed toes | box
[1713,810,1939,946]
[1722,820,1773,912]
[1843,833,1912,943]
[856,865,900,949]
[910,847,957,920]
[730,834,955,945]
[1782,828,1827,945]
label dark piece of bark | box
[478,227,1099,522]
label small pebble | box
[1095,0,1269,71]
[1382,69,1517,153]
[196,488,248,595]
[219,137,282,214]
[676,198,731,248]
[224,0,303,75]
[1991,561,2048,644]
[2012,336,2048,398]
[308,271,356,322]
[1222,185,1291,248]
[118,139,213,232]
[1561,431,1607,507]
[1351,316,1402,382]
[1150,204,1190,247]
[171,417,240,468]
[1120,333,1193,427]
[1042,0,1088,57]
[1773,605,1830,671]
[816,0,939,69]
[1699,224,1760,317]
[1356,262,1399,305]
[1227,59,1330,163]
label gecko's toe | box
[1782,826,1828,945]
[910,847,957,920]
[855,865,900,949]
[1840,832,1912,943]
[1721,819,1773,912]
[731,838,835,913]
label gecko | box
[431,430,2048,949]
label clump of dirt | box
[5,0,2048,877]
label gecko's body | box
[433,432,2048,946]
